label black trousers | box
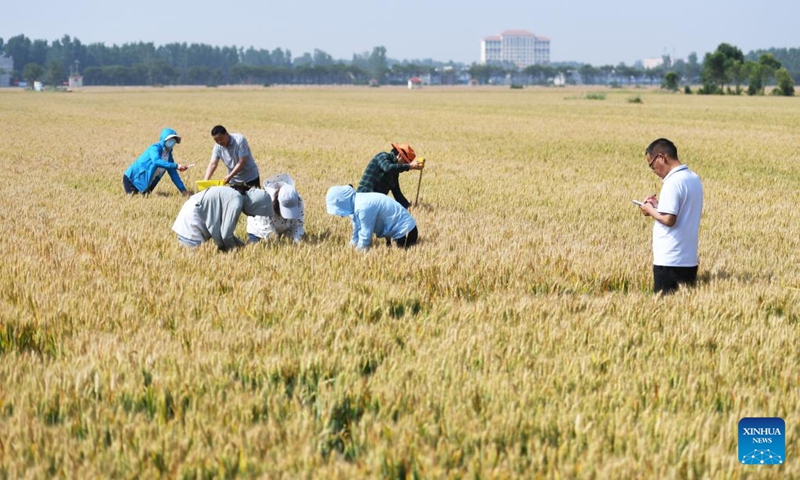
[122,175,139,194]
[123,174,162,195]
[229,176,261,193]
[392,226,418,249]
[653,265,698,294]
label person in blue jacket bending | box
[123,128,190,196]
[326,185,418,250]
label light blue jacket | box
[124,128,186,193]
[326,185,416,250]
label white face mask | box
[165,139,177,149]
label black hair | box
[211,125,228,136]
[272,185,282,218]
[645,138,678,160]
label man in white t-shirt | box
[171,187,272,251]
[203,125,261,190]
[638,138,703,294]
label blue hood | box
[159,128,181,146]
[326,185,356,216]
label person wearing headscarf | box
[246,175,305,244]
[123,128,190,196]
[326,185,418,250]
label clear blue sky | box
[2,0,798,65]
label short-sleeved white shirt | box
[172,193,209,243]
[246,186,305,242]
[653,164,703,267]
[210,133,260,184]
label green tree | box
[4,34,33,80]
[746,48,800,82]
[747,54,782,95]
[745,61,762,95]
[29,39,48,67]
[368,46,388,83]
[240,46,270,66]
[614,63,642,85]
[728,60,747,94]
[773,67,795,96]
[670,59,686,79]
[209,68,223,86]
[186,65,211,85]
[468,63,504,84]
[22,62,43,84]
[146,59,178,85]
[705,52,728,92]
[578,64,600,84]
[293,52,313,67]
[662,71,679,91]
[686,52,701,83]
[313,49,333,67]
[700,43,744,94]
[44,59,66,86]
[271,48,291,67]
[523,64,556,85]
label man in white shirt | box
[203,125,261,190]
[639,138,703,294]
[172,187,272,251]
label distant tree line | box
[0,34,454,87]
[747,48,800,78]
[467,57,701,87]
[689,43,794,96]
[0,34,797,94]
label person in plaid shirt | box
[356,143,424,209]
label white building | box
[481,30,550,68]
[0,54,13,87]
[642,58,665,70]
[68,60,83,89]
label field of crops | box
[1,85,798,478]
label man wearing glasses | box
[638,138,704,294]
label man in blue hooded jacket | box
[123,128,190,196]
[326,185,418,250]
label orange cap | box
[391,143,416,163]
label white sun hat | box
[277,184,302,219]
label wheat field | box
[0,85,798,478]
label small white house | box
[68,74,83,89]
[407,77,423,89]
[68,60,83,89]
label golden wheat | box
[0,85,798,478]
